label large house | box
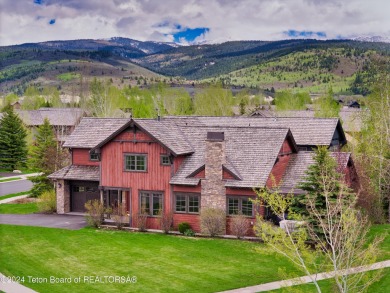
[48,116,357,235]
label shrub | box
[159,210,174,233]
[200,208,226,236]
[29,175,53,198]
[37,190,56,213]
[178,222,191,234]
[111,203,127,230]
[136,213,148,232]
[184,229,195,237]
[85,199,105,228]
[230,213,250,239]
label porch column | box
[100,189,104,204]
[56,180,70,214]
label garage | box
[71,181,100,212]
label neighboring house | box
[251,108,363,135]
[16,107,87,143]
[48,116,356,235]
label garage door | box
[71,181,100,212]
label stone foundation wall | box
[56,180,70,214]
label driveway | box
[0,214,87,230]
[0,179,33,196]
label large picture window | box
[175,194,200,214]
[124,154,147,172]
[227,197,253,217]
[140,191,163,216]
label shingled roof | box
[279,151,351,193]
[16,108,85,126]
[163,116,344,147]
[170,126,294,188]
[63,118,130,148]
[48,165,100,181]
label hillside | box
[205,47,374,93]
[1,37,389,96]
[132,39,390,80]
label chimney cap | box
[207,132,224,141]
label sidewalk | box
[0,273,38,293]
[0,173,42,183]
[218,260,390,293]
[0,194,30,204]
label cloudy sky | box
[1,0,389,46]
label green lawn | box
[0,191,30,200]
[0,203,38,214]
[0,225,299,293]
[0,177,21,183]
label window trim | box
[227,196,254,217]
[139,190,163,217]
[124,153,148,172]
[174,193,200,214]
[160,154,171,166]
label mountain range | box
[1,36,389,96]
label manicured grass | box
[0,225,300,293]
[0,177,21,183]
[0,191,30,200]
[0,203,38,214]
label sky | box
[0,0,390,46]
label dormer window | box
[160,155,171,166]
[90,150,99,161]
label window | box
[160,154,171,166]
[139,191,163,216]
[175,194,200,214]
[90,150,99,161]
[124,154,147,171]
[227,197,253,217]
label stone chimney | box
[201,132,227,211]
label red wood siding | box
[173,184,202,193]
[72,149,99,166]
[174,155,186,173]
[266,137,295,188]
[223,169,235,180]
[225,187,256,196]
[194,168,205,178]
[173,214,200,232]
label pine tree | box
[0,106,28,170]
[29,118,57,174]
[292,147,353,235]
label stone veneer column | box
[56,180,70,214]
[201,132,227,211]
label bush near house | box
[230,213,250,239]
[84,199,106,228]
[159,210,174,233]
[200,208,226,237]
[178,222,191,234]
[37,190,56,213]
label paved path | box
[0,194,29,204]
[219,260,390,293]
[0,173,41,196]
[0,273,38,293]
[0,179,33,196]
[0,214,87,230]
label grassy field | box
[0,225,300,293]
[0,202,38,214]
[57,72,81,82]
[0,224,388,293]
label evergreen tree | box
[292,147,353,235]
[0,106,28,170]
[29,118,57,174]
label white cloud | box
[1,0,390,46]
